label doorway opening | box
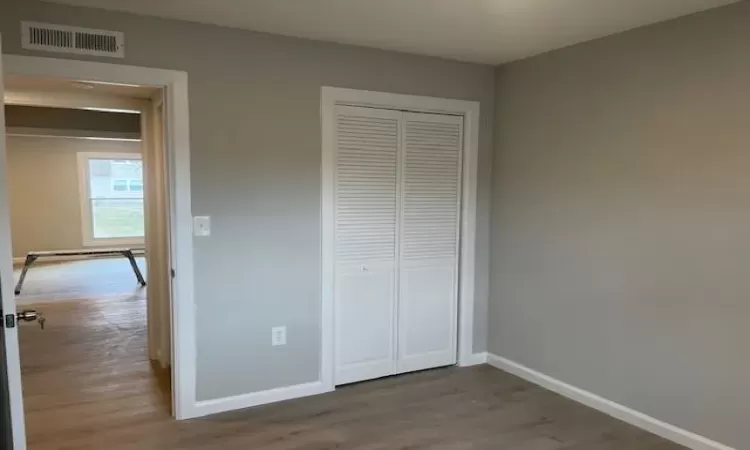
[4,75,173,446]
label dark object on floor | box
[14,248,146,295]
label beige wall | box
[491,2,749,448]
[7,136,141,258]
[0,0,494,401]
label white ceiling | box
[47,0,740,64]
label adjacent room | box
[2,75,174,449]
[1,1,748,450]
[7,104,145,304]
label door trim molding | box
[320,87,481,391]
[0,34,28,450]
[2,54,197,421]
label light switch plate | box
[193,216,211,237]
[272,326,287,346]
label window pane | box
[129,180,144,193]
[86,157,144,241]
[92,198,145,239]
[88,159,143,200]
[113,179,128,192]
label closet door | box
[334,105,401,385]
[396,112,463,374]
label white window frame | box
[76,151,145,247]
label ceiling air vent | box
[21,22,125,58]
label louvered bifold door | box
[396,112,463,375]
[333,105,401,385]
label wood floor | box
[14,256,147,304]
[17,262,685,449]
[18,287,170,449]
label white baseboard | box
[458,352,488,367]
[191,353,487,418]
[486,354,734,450]
[191,381,332,418]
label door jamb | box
[1,54,197,420]
[0,34,27,450]
[320,87,481,391]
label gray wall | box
[5,106,140,134]
[7,136,141,257]
[491,3,749,448]
[0,0,494,401]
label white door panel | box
[397,260,457,374]
[396,112,462,374]
[333,106,400,385]
[332,106,462,385]
[334,262,396,384]
[0,34,29,449]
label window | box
[129,180,143,193]
[77,152,145,245]
[113,179,129,192]
[112,179,143,193]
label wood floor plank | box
[17,259,686,449]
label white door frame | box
[320,87,481,391]
[0,34,27,450]
[1,54,197,422]
[145,92,174,370]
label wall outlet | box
[271,326,287,346]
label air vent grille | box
[29,27,73,48]
[22,22,124,58]
[75,31,118,53]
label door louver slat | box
[334,107,399,263]
[400,117,462,261]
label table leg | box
[14,254,38,295]
[123,250,147,286]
